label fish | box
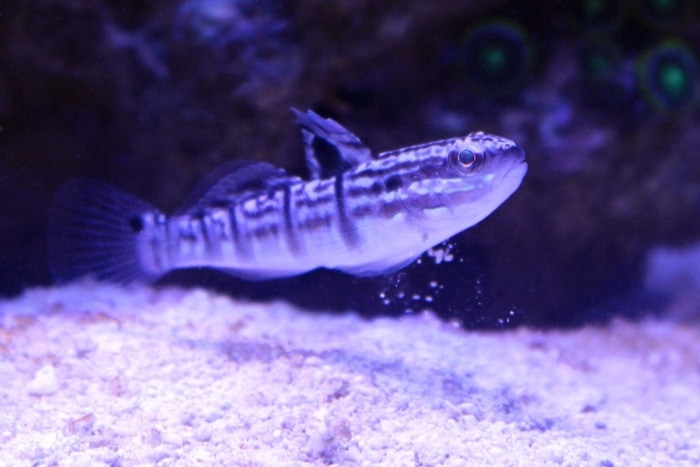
[48,109,527,284]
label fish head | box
[399,131,527,231]
[449,131,528,197]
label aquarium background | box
[2,2,700,464]
[1,0,699,327]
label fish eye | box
[456,148,477,167]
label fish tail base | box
[48,179,163,284]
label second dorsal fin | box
[175,161,299,215]
[292,108,372,179]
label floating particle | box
[427,244,455,265]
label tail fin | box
[48,179,163,284]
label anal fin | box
[335,255,421,277]
[217,267,306,281]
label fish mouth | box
[502,161,528,186]
[501,145,528,181]
[509,160,528,175]
[503,145,527,164]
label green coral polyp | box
[637,41,697,113]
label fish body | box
[49,110,527,283]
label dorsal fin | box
[292,108,372,179]
[175,161,299,215]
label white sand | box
[0,283,699,465]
